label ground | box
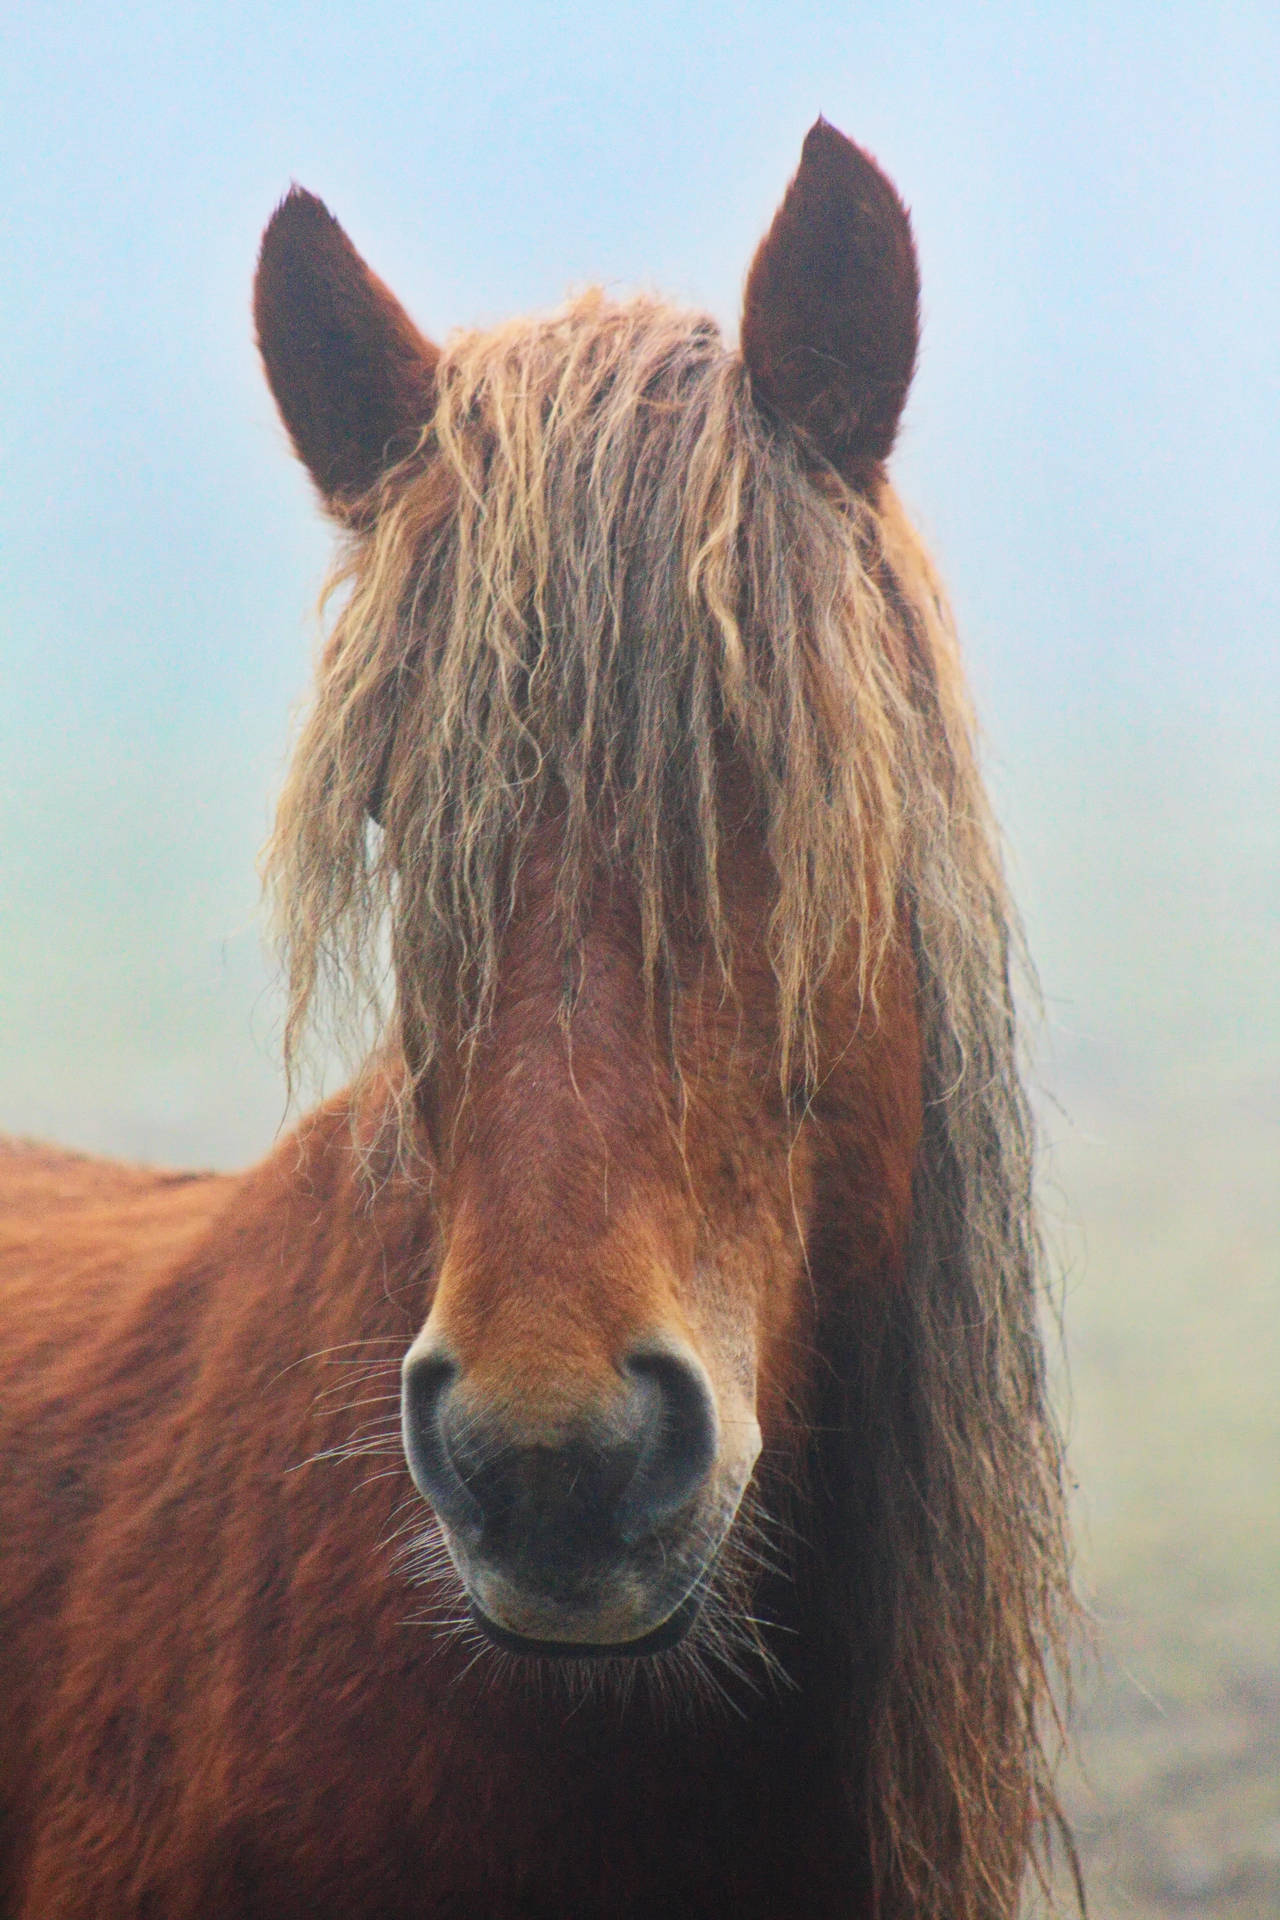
[1042,1072,1279,1918]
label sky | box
[2,0,1277,1166]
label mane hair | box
[266,291,912,1114]
[844,500,1076,1917]
[264,290,1074,1919]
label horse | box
[0,120,1074,1919]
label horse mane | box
[263,289,1074,1919]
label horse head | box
[256,125,929,1657]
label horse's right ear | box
[741,120,919,490]
[254,189,439,520]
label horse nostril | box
[615,1344,719,1545]
[403,1339,720,1575]
[401,1347,482,1531]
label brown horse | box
[0,122,1074,1919]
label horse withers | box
[0,121,1074,1919]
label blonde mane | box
[268,292,938,1101]
[264,289,1074,1920]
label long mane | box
[264,290,1074,1919]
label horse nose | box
[400,1340,718,1558]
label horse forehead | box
[483,894,773,1086]
[449,897,773,1178]
[481,845,714,1036]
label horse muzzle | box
[400,1337,757,1655]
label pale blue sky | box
[2,1,1277,1162]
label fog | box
[3,5,1277,1908]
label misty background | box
[3,5,1277,1912]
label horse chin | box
[467,1585,705,1661]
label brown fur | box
[742,118,920,488]
[255,187,439,519]
[0,122,1074,1918]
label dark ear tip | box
[257,187,340,269]
[799,118,902,203]
[803,115,842,154]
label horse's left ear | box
[255,187,439,520]
[741,119,920,489]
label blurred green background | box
[3,6,1276,1909]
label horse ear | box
[254,188,439,519]
[741,119,920,488]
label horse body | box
[1,121,1072,1918]
[0,1109,866,1919]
